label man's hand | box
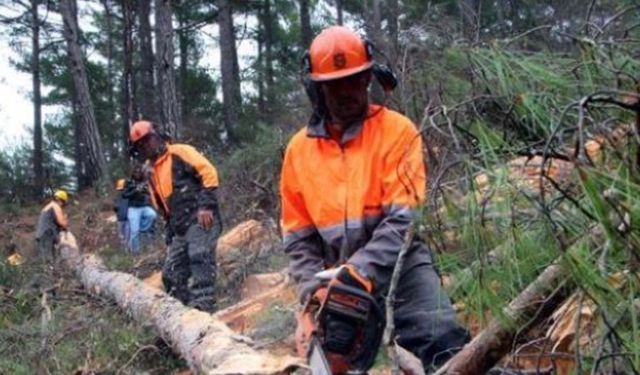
[197,209,215,231]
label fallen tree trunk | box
[434,263,571,375]
[58,232,302,374]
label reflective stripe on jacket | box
[280,105,428,294]
[36,201,68,239]
[149,144,221,236]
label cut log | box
[58,232,302,374]
[434,263,571,375]
[240,272,287,300]
[215,273,297,333]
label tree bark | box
[58,232,302,374]
[257,26,265,114]
[263,0,274,120]
[60,0,110,191]
[299,0,312,49]
[122,0,135,157]
[367,0,385,104]
[177,18,188,125]
[155,0,180,138]
[137,0,156,121]
[100,0,115,131]
[30,0,44,197]
[459,0,481,43]
[71,89,88,189]
[218,0,240,143]
[387,0,399,58]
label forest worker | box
[35,189,69,264]
[114,178,130,248]
[129,121,221,313]
[121,165,157,254]
[280,26,469,372]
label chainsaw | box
[296,269,384,375]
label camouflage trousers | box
[162,222,220,313]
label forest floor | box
[0,190,298,374]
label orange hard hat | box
[115,178,126,191]
[129,121,154,143]
[308,26,373,82]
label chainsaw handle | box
[319,283,383,321]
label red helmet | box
[308,26,373,82]
[129,121,154,143]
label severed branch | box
[434,262,572,375]
[383,223,418,375]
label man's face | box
[320,70,371,128]
[136,134,162,161]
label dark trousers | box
[36,230,58,264]
[391,261,470,372]
[162,223,219,313]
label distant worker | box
[129,121,221,313]
[114,178,130,248]
[281,26,469,372]
[35,189,69,264]
[122,165,157,254]
[6,244,24,266]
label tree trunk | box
[177,21,188,126]
[137,0,156,121]
[257,28,265,114]
[434,263,571,375]
[367,0,385,104]
[299,0,311,49]
[387,0,399,58]
[122,0,135,156]
[72,91,88,189]
[336,0,343,25]
[218,0,240,143]
[100,0,115,134]
[155,0,180,138]
[31,0,44,197]
[459,0,481,43]
[60,0,110,191]
[263,0,274,120]
[57,232,303,374]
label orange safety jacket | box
[149,144,221,236]
[36,200,68,240]
[280,105,430,295]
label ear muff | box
[303,51,313,73]
[372,63,398,92]
[364,39,374,62]
[365,39,398,93]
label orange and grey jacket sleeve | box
[175,145,220,211]
[280,146,325,288]
[348,123,426,293]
